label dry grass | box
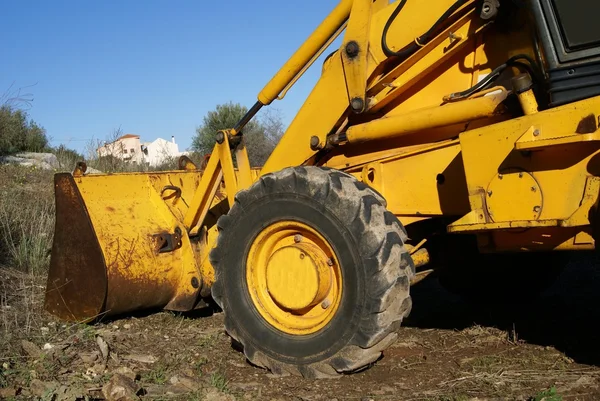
[0,165,54,275]
[0,269,47,353]
[0,165,55,367]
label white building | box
[97,134,187,167]
[141,136,184,166]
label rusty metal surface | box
[44,173,107,322]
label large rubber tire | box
[209,166,415,378]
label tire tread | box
[210,166,414,378]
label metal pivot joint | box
[153,227,183,253]
[480,0,499,20]
[351,97,365,113]
[345,40,359,58]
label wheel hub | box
[246,221,342,335]
[266,243,332,311]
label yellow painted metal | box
[515,124,600,151]
[45,147,262,321]
[368,5,488,113]
[233,140,253,191]
[261,47,350,174]
[517,89,539,115]
[345,88,507,144]
[485,169,543,222]
[266,243,332,311]
[329,139,470,218]
[410,248,430,269]
[448,95,600,250]
[261,0,482,175]
[277,21,348,102]
[561,176,600,228]
[246,221,342,335]
[257,0,353,105]
[219,134,240,207]
[46,171,204,321]
[182,131,251,233]
[341,0,372,113]
[410,269,434,286]
[183,145,224,233]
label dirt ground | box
[1,252,599,401]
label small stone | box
[40,327,50,334]
[170,374,200,391]
[97,335,110,360]
[43,343,54,350]
[102,373,140,401]
[113,325,119,330]
[53,384,86,401]
[114,366,138,381]
[203,388,236,401]
[231,382,260,391]
[123,354,157,364]
[124,324,132,329]
[21,340,42,358]
[29,379,58,397]
[79,351,100,364]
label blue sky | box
[1,0,343,154]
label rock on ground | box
[102,373,141,401]
[0,152,59,170]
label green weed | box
[530,386,563,401]
[210,371,228,392]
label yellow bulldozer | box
[44,0,600,378]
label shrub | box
[0,106,49,155]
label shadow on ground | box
[405,251,600,367]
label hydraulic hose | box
[444,54,544,101]
[382,0,469,60]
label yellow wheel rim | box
[246,221,343,335]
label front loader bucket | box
[45,171,204,323]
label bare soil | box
[1,252,599,401]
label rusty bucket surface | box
[45,172,204,323]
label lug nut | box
[321,299,331,309]
[294,234,302,243]
[327,258,334,266]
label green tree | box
[192,102,285,167]
[0,105,49,155]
